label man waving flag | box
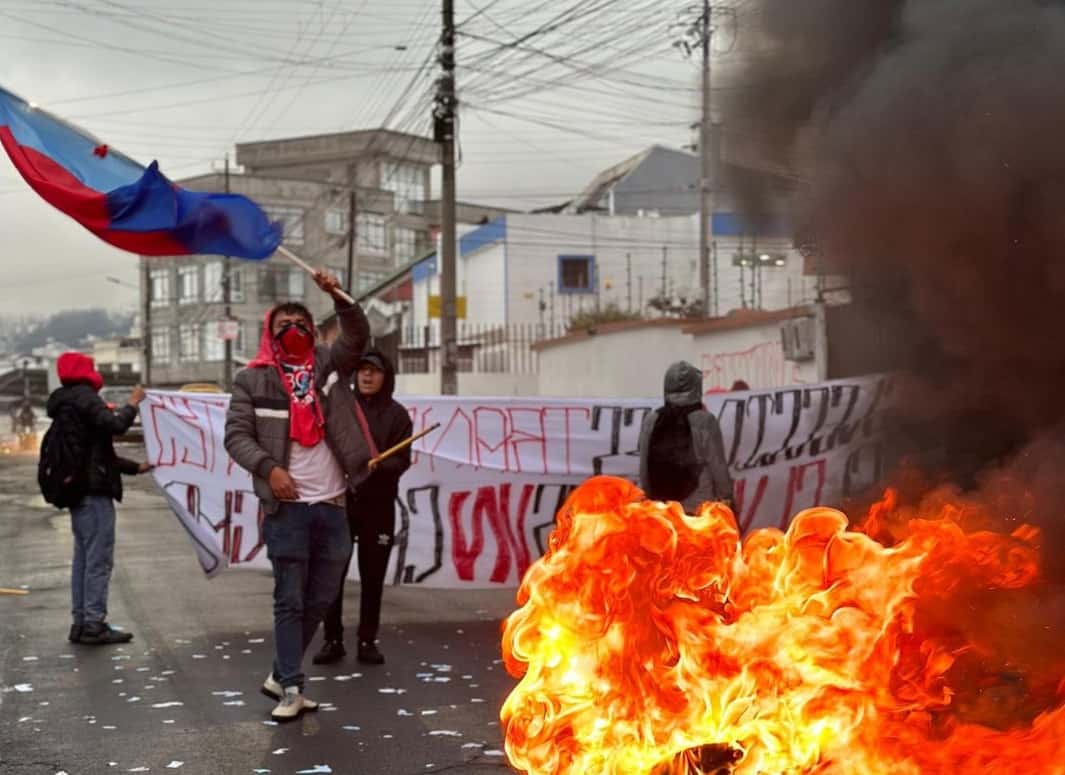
[0,85,281,260]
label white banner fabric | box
[142,376,894,588]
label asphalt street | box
[0,450,520,775]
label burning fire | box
[501,477,1065,774]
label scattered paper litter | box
[397,709,413,717]
[272,748,288,755]
[211,690,243,698]
[223,700,246,707]
[263,720,279,726]
[163,720,175,725]
[165,763,184,769]
[421,709,438,716]
[14,683,33,693]
[485,750,505,757]
[296,767,332,774]
[22,656,38,662]
[461,743,485,749]
[128,768,150,773]
[151,702,183,708]
[428,730,461,737]
[248,638,265,644]
[342,725,360,731]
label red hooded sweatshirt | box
[57,352,104,392]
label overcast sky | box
[0,0,753,317]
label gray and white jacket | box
[224,301,370,514]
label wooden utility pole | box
[698,0,714,318]
[436,0,458,394]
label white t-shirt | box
[287,440,347,504]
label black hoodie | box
[46,383,139,502]
[353,349,413,512]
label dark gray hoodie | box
[637,361,734,511]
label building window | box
[151,328,171,365]
[558,255,595,294]
[325,207,348,236]
[380,162,425,214]
[357,270,389,292]
[204,323,225,362]
[178,323,200,362]
[149,268,170,308]
[203,262,245,303]
[357,213,387,255]
[394,226,419,265]
[264,206,305,245]
[236,320,252,358]
[178,265,199,305]
[286,269,305,299]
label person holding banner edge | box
[223,269,371,723]
[315,349,413,667]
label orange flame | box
[501,477,1065,775]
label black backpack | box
[38,402,90,508]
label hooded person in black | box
[315,349,412,666]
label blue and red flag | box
[0,85,281,259]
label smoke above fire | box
[727,0,1065,418]
[724,0,1065,572]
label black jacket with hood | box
[352,349,412,516]
[46,353,140,502]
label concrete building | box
[406,212,818,333]
[141,129,439,387]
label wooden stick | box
[276,245,357,305]
[0,588,29,596]
[370,423,441,465]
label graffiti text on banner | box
[141,376,893,588]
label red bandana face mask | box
[275,322,315,363]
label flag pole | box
[369,423,441,466]
[276,245,357,305]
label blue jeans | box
[263,501,352,689]
[70,495,117,625]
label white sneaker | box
[261,672,283,701]
[271,686,318,722]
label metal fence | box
[398,322,566,374]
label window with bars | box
[179,323,200,362]
[558,255,596,294]
[393,226,419,265]
[151,328,171,364]
[204,261,245,303]
[357,213,387,254]
[380,162,426,214]
[150,269,171,308]
[325,207,348,236]
[264,205,305,245]
[178,265,199,305]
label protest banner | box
[142,375,895,588]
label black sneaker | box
[79,623,134,645]
[68,623,83,643]
[312,640,346,665]
[357,640,385,665]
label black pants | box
[322,495,395,644]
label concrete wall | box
[395,371,539,397]
[536,314,820,398]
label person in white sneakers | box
[224,270,371,722]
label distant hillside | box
[5,309,134,352]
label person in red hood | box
[224,269,371,723]
[44,352,151,646]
